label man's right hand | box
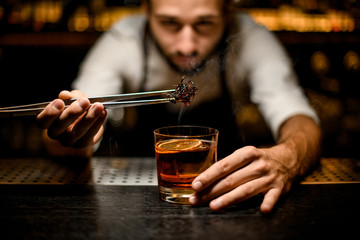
[36,90,107,157]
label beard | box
[151,35,211,76]
[146,21,229,77]
[166,54,208,76]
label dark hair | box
[144,0,233,14]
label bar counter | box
[0,157,359,240]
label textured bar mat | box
[301,158,360,184]
[0,157,359,185]
[0,157,157,185]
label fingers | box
[37,99,65,130]
[260,188,282,213]
[189,146,286,213]
[37,90,107,150]
[37,90,88,131]
[50,102,106,148]
[192,146,262,192]
[59,90,86,99]
[192,176,277,213]
[208,177,277,212]
[191,158,265,204]
[70,103,107,148]
[58,90,73,100]
[47,97,91,138]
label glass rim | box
[153,125,219,138]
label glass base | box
[159,186,194,205]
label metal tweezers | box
[0,89,176,118]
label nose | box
[176,25,197,56]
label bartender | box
[37,0,321,213]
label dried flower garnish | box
[167,76,197,106]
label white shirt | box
[73,12,318,139]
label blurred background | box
[0,0,359,157]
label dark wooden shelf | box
[275,31,360,45]
[0,32,101,47]
[0,31,359,48]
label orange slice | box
[157,139,202,152]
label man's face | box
[147,0,227,74]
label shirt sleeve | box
[72,17,145,97]
[72,31,124,96]
[240,16,319,139]
[71,16,145,126]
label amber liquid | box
[155,139,217,189]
